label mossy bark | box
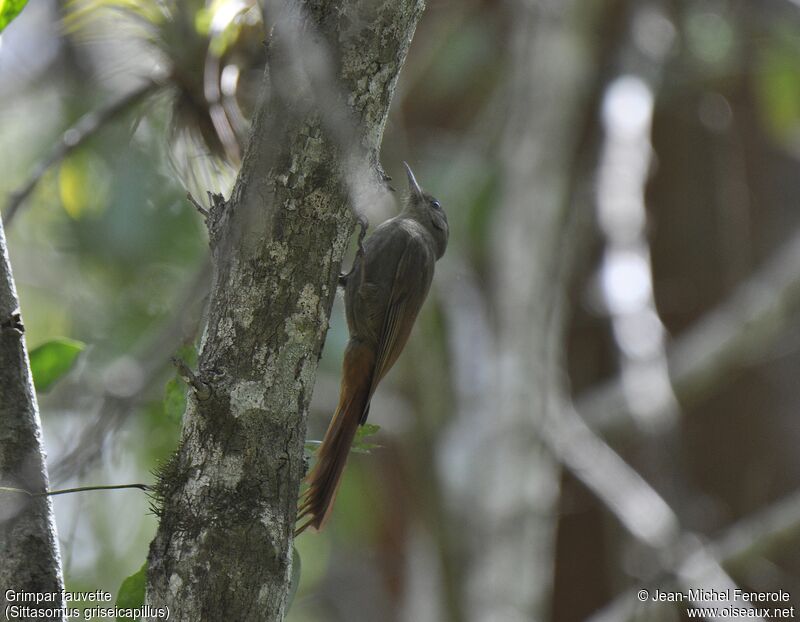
[145,1,424,620]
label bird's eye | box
[431,200,441,210]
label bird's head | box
[403,162,449,259]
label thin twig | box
[3,78,161,226]
[0,483,150,497]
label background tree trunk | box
[0,218,65,622]
[145,1,425,620]
[460,2,606,620]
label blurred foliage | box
[754,25,800,144]
[0,0,27,32]
[684,5,738,74]
[66,0,263,187]
[29,337,85,393]
[162,376,187,423]
[59,149,112,220]
[163,344,197,423]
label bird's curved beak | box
[403,162,424,199]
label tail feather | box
[295,341,374,535]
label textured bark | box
[0,220,65,620]
[145,1,424,620]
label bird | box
[295,162,448,535]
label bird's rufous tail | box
[296,341,374,535]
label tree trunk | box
[0,219,65,622]
[145,1,424,620]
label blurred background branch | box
[3,78,161,227]
[590,488,800,621]
[580,225,800,437]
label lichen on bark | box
[145,1,425,620]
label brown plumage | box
[296,163,449,535]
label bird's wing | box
[371,288,408,390]
[364,232,433,416]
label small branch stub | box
[186,192,210,219]
[186,191,229,248]
[1,310,24,333]
[171,356,212,400]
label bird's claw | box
[339,214,369,287]
[355,214,368,258]
[375,161,395,192]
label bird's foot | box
[339,215,369,287]
[354,214,368,257]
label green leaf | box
[352,423,381,454]
[304,423,382,460]
[358,423,380,436]
[29,338,86,393]
[302,422,382,470]
[286,546,301,612]
[116,562,146,621]
[0,0,28,32]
